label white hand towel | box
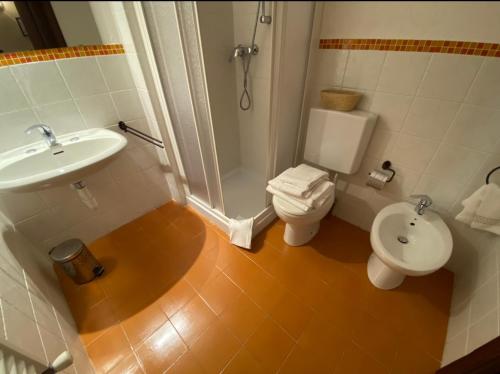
[229,217,254,249]
[278,164,329,190]
[267,180,334,212]
[455,183,500,235]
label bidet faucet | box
[25,124,59,148]
[410,194,433,215]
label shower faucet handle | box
[228,45,259,62]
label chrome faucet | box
[25,124,60,148]
[410,194,433,215]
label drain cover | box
[397,236,409,244]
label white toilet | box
[272,108,377,246]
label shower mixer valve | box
[229,44,259,62]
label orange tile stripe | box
[0,44,125,67]
[319,38,500,57]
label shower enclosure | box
[197,1,274,219]
[140,1,314,232]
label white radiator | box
[0,342,45,374]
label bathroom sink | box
[368,202,453,289]
[0,128,127,192]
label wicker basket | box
[320,89,362,111]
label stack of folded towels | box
[266,164,335,212]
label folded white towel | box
[278,164,329,191]
[267,180,334,212]
[229,217,254,249]
[268,176,325,198]
[455,183,500,235]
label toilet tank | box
[304,108,377,174]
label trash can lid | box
[50,239,84,262]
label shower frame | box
[124,1,315,236]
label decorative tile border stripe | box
[319,39,500,57]
[0,44,125,67]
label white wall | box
[197,2,241,176]
[51,1,102,46]
[321,2,500,43]
[303,2,500,366]
[0,222,93,373]
[233,1,273,177]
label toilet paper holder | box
[380,160,396,182]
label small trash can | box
[50,239,104,284]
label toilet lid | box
[273,190,335,216]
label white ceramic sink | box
[0,128,127,192]
[368,202,453,289]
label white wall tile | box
[474,251,498,289]
[379,166,420,200]
[390,134,439,173]
[0,109,40,152]
[0,278,31,324]
[39,327,67,364]
[466,58,500,109]
[126,53,147,90]
[97,55,135,91]
[34,100,87,135]
[0,67,29,114]
[376,52,431,95]
[467,308,499,353]
[413,174,464,212]
[469,274,498,323]
[57,57,108,98]
[417,54,483,101]
[426,144,488,185]
[442,329,467,366]
[31,295,61,334]
[446,104,500,152]
[76,93,119,128]
[111,90,145,121]
[364,128,397,159]
[11,62,71,106]
[446,302,470,341]
[2,301,45,363]
[368,92,412,131]
[0,191,46,224]
[342,50,386,90]
[311,49,348,87]
[401,98,460,141]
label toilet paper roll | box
[366,170,391,190]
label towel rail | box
[118,121,164,148]
[486,166,500,184]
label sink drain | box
[397,236,409,244]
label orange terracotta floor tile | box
[136,321,187,373]
[55,202,453,373]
